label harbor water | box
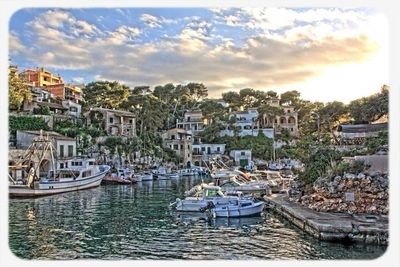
[9,176,386,260]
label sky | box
[8,8,388,103]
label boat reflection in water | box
[174,211,264,228]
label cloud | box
[140,14,163,28]
[9,31,25,55]
[10,8,382,98]
[72,76,85,83]
[139,13,179,28]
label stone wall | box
[289,171,388,215]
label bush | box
[298,148,342,185]
[9,115,49,134]
[330,159,367,177]
[33,106,50,115]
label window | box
[187,116,191,122]
[129,119,133,124]
[187,145,190,149]
[173,144,179,150]
[59,145,64,157]
[201,147,206,152]
[217,147,220,152]
[241,151,245,156]
[60,163,64,169]
[171,135,175,140]
[68,145,73,157]
[291,128,294,132]
[70,107,78,112]
[109,117,114,123]
[181,144,184,149]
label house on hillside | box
[84,108,136,137]
[176,109,205,134]
[161,128,193,168]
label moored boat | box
[219,177,269,196]
[136,171,153,181]
[170,185,264,217]
[102,167,136,185]
[8,132,110,197]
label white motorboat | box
[170,185,264,217]
[167,172,179,179]
[136,171,153,181]
[219,177,269,196]
[178,168,198,177]
[156,166,171,180]
[9,135,110,197]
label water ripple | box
[9,177,386,260]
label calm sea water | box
[9,176,386,260]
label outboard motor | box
[199,201,215,212]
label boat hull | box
[213,201,265,217]
[174,197,265,217]
[157,175,170,180]
[9,166,110,198]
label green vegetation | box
[9,69,388,175]
[33,106,50,115]
[220,134,274,161]
[9,116,49,135]
[8,73,32,111]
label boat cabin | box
[203,186,224,198]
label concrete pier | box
[264,194,388,245]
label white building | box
[16,130,77,159]
[62,100,82,118]
[176,109,205,134]
[229,149,252,167]
[192,143,226,164]
[219,108,274,138]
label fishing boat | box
[9,133,110,197]
[170,185,264,217]
[102,167,136,185]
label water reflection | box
[9,175,386,260]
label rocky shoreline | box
[289,171,388,215]
[265,194,388,245]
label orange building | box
[45,83,82,103]
[19,67,63,87]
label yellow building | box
[19,67,64,87]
